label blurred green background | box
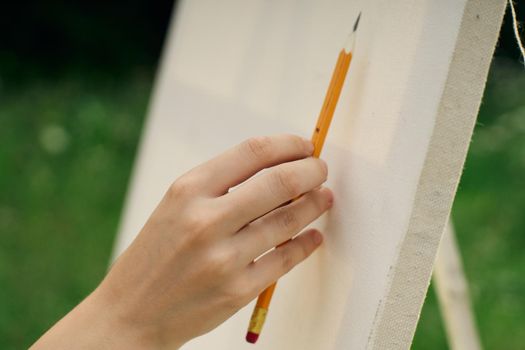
[0,2,524,349]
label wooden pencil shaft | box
[248,49,353,329]
[313,50,352,157]
[253,51,351,310]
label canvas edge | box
[367,0,507,348]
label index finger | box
[188,134,314,197]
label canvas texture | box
[111,0,506,348]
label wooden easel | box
[433,221,482,350]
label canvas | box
[111,0,506,348]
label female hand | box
[32,134,333,349]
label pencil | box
[245,12,361,344]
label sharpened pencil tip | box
[353,12,361,32]
[343,13,360,53]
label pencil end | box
[246,331,260,344]
[246,306,268,343]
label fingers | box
[222,157,328,230]
[233,187,333,264]
[184,135,314,197]
[244,229,323,292]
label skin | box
[31,134,333,349]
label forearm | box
[30,287,175,350]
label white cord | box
[509,0,525,66]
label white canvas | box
[111,0,506,348]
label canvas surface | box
[112,0,506,348]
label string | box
[509,0,525,66]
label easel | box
[433,221,482,349]
[111,1,506,348]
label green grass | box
[0,70,152,348]
[0,59,524,349]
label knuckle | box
[243,136,274,162]
[278,247,296,273]
[222,280,253,308]
[201,206,227,229]
[184,210,212,235]
[277,209,300,232]
[273,167,301,198]
[168,176,195,198]
[181,203,226,245]
[209,248,238,276]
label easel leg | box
[433,220,482,350]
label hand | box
[32,134,333,349]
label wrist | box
[31,284,173,350]
[86,285,164,350]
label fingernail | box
[303,138,314,154]
[327,194,334,208]
[319,188,334,208]
[312,231,323,245]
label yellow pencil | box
[245,12,361,344]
